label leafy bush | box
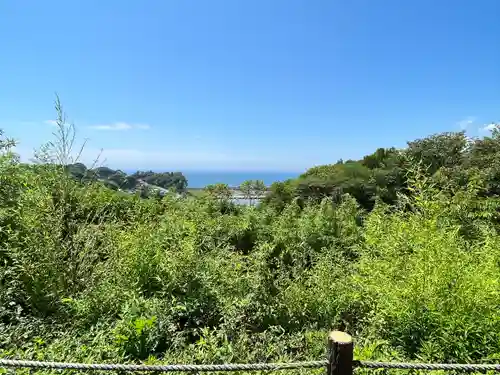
[2,102,500,368]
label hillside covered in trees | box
[264,129,500,212]
[1,115,500,371]
[66,163,188,194]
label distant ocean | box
[122,170,300,188]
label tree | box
[132,170,188,193]
[204,183,232,202]
[261,180,295,212]
[252,179,267,199]
[122,175,138,190]
[362,147,399,169]
[295,162,376,209]
[108,171,127,188]
[66,163,88,180]
[406,131,468,175]
[171,172,188,193]
[238,180,267,206]
[91,166,116,179]
[295,177,338,203]
[0,130,21,209]
[240,180,254,205]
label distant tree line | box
[65,163,188,194]
[263,126,500,211]
[130,170,188,193]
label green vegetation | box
[239,180,266,206]
[2,99,500,372]
[204,183,233,201]
[66,163,188,194]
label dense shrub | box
[2,118,500,369]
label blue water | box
[184,171,299,188]
[123,170,300,188]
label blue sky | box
[0,0,498,172]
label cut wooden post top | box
[329,331,352,344]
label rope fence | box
[1,331,500,373]
[0,359,327,372]
[356,362,500,371]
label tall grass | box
[1,100,500,370]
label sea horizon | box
[122,169,301,188]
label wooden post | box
[328,331,353,375]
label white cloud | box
[44,120,75,129]
[87,122,150,131]
[456,116,476,130]
[482,123,498,132]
